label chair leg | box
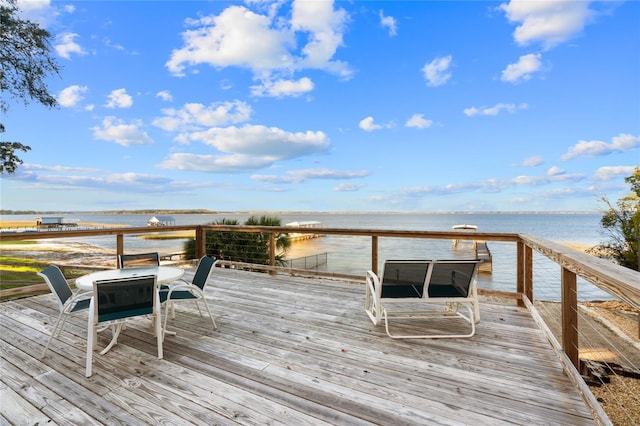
[200,299,217,330]
[154,305,163,359]
[99,323,124,355]
[56,315,69,338]
[473,288,481,323]
[163,299,171,340]
[86,316,95,377]
[41,312,65,358]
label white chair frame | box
[365,259,482,339]
[86,275,163,377]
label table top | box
[75,266,184,291]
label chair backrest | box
[37,265,73,308]
[118,252,160,269]
[427,260,481,298]
[380,260,430,298]
[93,275,157,324]
[191,256,217,290]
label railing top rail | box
[199,224,521,242]
[520,233,640,311]
[0,224,519,242]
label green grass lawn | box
[0,254,87,300]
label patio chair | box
[161,256,218,337]
[365,259,482,339]
[86,275,162,377]
[117,251,170,291]
[117,252,160,268]
[37,265,92,358]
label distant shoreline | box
[1,210,601,216]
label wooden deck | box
[1,267,599,425]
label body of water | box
[3,212,613,301]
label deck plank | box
[0,266,599,425]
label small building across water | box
[35,216,77,229]
[147,215,176,227]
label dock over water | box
[452,224,493,273]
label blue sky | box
[2,0,639,212]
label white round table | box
[75,266,184,291]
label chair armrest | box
[365,270,382,325]
[70,289,93,302]
[366,270,381,297]
[164,281,200,299]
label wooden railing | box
[2,224,639,371]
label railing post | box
[269,232,276,275]
[116,234,124,268]
[371,236,378,275]
[525,245,533,303]
[195,226,206,259]
[517,241,524,307]
[561,267,579,369]
[517,242,534,307]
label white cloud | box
[289,168,369,180]
[55,33,86,59]
[334,182,365,192]
[422,55,452,87]
[464,103,528,116]
[159,153,273,173]
[156,91,173,102]
[189,124,330,160]
[499,0,594,49]
[359,116,381,131]
[105,88,133,109]
[91,117,153,146]
[167,6,293,76]
[12,167,175,193]
[58,85,88,107]
[251,174,298,184]
[546,166,565,176]
[593,166,638,181]
[405,114,433,129]
[512,171,583,185]
[501,53,543,83]
[252,168,370,184]
[520,155,544,167]
[23,163,99,173]
[166,2,351,81]
[16,0,56,26]
[561,133,640,160]
[153,101,252,132]
[373,169,591,206]
[379,10,397,36]
[104,38,125,52]
[291,0,351,76]
[251,77,314,97]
